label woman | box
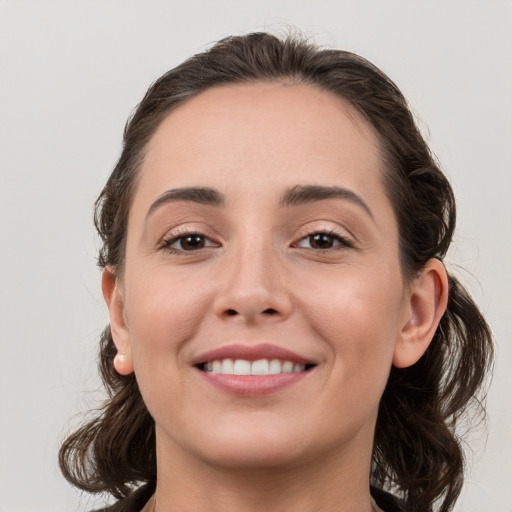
[59,32,493,512]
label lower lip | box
[198,369,310,397]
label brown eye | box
[296,231,351,250]
[162,233,218,253]
[309,233,335,249]
[179,234,206,250]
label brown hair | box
[59,32,493,512]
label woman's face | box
[108,82,417,470]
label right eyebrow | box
[146,187,225,221]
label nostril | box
[222,307,279,318]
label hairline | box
[112,79,406,281]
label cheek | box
[121,264,217,423]
[123,263,212,365]
[299,264,403,381]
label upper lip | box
[192,343,315,366]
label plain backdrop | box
[1,1,511,511]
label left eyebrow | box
[280,184,375,222]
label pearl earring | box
[114,352,127,371]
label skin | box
[103,82,448,512]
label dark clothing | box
[94,482,155,512]
[371,486,406,512]
[94,482,405,512]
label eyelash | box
[159,228,353,255]
[159,231,219,254]
[292,229,354,251]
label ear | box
[102,267,134,375]
[393,258,449,368]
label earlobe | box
[102,267,134,375]
[393,258,449,368]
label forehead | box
[137,82,385,205]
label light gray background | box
[1,1,511,511]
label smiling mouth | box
[198,358,316,376]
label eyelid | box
[291,223,355,250]
[158,225,221,253]
[296,232,352,249]
[162,234,218,250]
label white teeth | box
[269,359,282,374]
[233,359,251,375]
[204,358,309,375]
[282,361,294,373]
[251,359,269,375]
[220,359,234,374]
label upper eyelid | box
[162,227,212,238]
[156,222,355,247]
[289,220,358,251]
[159,233,221,255]
[160,231,218,245]
[293,230,353,248]
[158,223,219,243]
[292,222,354,240]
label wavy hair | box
[59,32,493,512]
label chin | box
[159,417,316,471]
[196,436,307,470]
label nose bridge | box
[213,231,291,321]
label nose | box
[212,240,293,324]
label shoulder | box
[91,482,155,512]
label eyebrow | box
[146,187,225,220]
[145,184,374,222]
[280,185,375,221]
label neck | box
[152,426,377,512]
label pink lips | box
[193,343,315,397]
[193,343,312,366]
